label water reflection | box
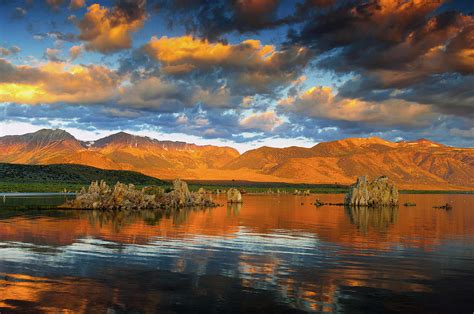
[227,202,242,215]
[0,194,473,313]
[345,206,398,233]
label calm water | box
[0,194,473,313]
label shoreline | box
[0,182,472,195]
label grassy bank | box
[187,183,348,194]
[399,190,474,194]
[0,163,164,193]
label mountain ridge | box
[0,129,472,190]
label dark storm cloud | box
[286,0,474,117]
[290,0,473,74]
[154,0,294,40]
[339,73,474,118]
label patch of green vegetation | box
[185,180,349,194]
[0,163,166,192]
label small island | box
[344,175,399,207]
[63,179,217,210]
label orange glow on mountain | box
[0,130,473,190]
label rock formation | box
[227,188,242,203]
[170,179,191,206]
[65,179,216,210]
[344,176,398,207]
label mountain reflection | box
[345,206,398,233]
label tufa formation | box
[344,176,398,207]
[227,188,242,203]
[65,179,216,210]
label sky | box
[0,0,473,152]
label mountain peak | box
[18,129,77,144]
[92,131,153,148]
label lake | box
[0,193,473,313]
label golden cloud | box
[279,86,433,126]
[69,45,83,61]
[0,59,120,104]
[145,36,276,72]
[77,2,146,53]
[144,35,311,94]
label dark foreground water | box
[0,194,473,313]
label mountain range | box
[1,129,473,190]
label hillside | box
[0,129,473,190]
[0,163,164,186]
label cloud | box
[279,86,433,127]
[239,111,283,132]
[11,7,27,19]
[291,0,474,81]
[0,58,120,104]
[118,76,192,111]
[45,31,77,43]
[155,0,290,40]
[450,127,474,138]
[285,0,474,120]
[69,45,83,60]
[77,1,147,53]
[46,0,64,10]
[0,46,21,57]
[69,0,85,10]
[338,72,474,118]
[144,35,311,95]
[45,48,63,62]
[117,76,241,111]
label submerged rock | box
[433,203,452,210]
[66,179,216,210]
[344,176,398,207]
[227,188,242,203]
[314,199,324,207]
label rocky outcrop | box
[344,176,398,207]
[65,179,216,210]
[170,179,191,206]
[227,188,242,203]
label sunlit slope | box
[0,129,472,189]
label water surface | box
[0,194,473,313]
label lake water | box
[0,194,473,313]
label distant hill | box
[0,129,473,190]
[0,163,164,186]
